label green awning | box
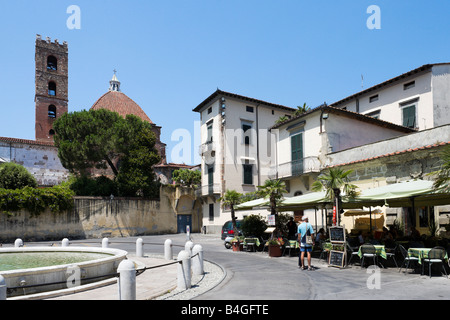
[278,191,329,211]
[345,180,450,208]
[234,198,269,210]
[235,180,450,212]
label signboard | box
[328,225,346,268]
[267,215,276,226]
[329,250,345,268]
[329,226,346,243]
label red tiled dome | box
[90,90,153,124]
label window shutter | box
[403,105,416,128]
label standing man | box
[298,216,315,270]
[286,217,297,240]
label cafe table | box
[358,245,387,260]
[407,248,449,264]
[243,237,260,251]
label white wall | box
[335,71,434,131]
[432,64,450,127]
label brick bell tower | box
[35,35,68,142]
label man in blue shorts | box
[298,216,315,270]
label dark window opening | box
[366,110,381,119]
[369,94,379,103]
[207,107,212,114]
[48,82,56,96]
[404,81,415,90]
[48,105,56,118]
[49,129,55,136]
[242,124,252,145]
[246,106,254,113]
[209,203,214,222]
[47,56,57,71]
[243,164,253,185]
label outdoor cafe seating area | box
[231,232,450,278]
[232,179,450,278]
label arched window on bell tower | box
[48,81,56,96]
[48,105,56,118]
[47,56,57,71]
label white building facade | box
[193,89,295,233]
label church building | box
[0,35,180,187]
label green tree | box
[312,167,359,225]
[241,214,268,239]
[172,169,201,187]
[275,116,289,125]
[294,103,311,117]
[0,162,37,189]
[430,144,450,193]
[53,109,161,197]
[257,179,287,217]
[219,189,243,235]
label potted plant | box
[267,238,284,257]
[231,237,243,252]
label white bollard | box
[14,239,23,248]
[136,238,144,257]
[0,275,6,300]
[177,250,191,290]
[102,237,109,248]
[61,238,69,247]
[117,260,136,300]
[185,240,194,257]
[164,239,173,260]
[192,244,204,276]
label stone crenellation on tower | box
[35,34,69,142]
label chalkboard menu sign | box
[329,250,345,268]
[329,226,346,243]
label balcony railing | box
[268,157,321,179]
[194,183,221,197]
[198,141,216,156]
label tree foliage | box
[172,168,201,187]
[53,109,161,197]
[257,179,287,216]
[0,162,38,189]
[430,145,450,193]
[219,189,243,235]
[311,167,359,201]
[241,214,268,238]
[0,184,74,216]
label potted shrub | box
[231,237,243,252]
[267,238,284,257]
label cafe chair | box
[398,244,419,274]
[346,242,360,266]
[360,244,377,268]
[283,240,296,257]
[318,241,330,262]
[385,244,398,268]
[422,246,448,278]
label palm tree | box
[430,145,450,193]
[219,189,243,235]
[312,167,359,226]
[275,116,289,125]
[257,179,287,217]
[294,103,310,117]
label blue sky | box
[0,1,449,165]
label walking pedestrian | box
[298,216,315,270]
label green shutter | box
[291,134,303,161]
[403,105,416,128]
[291,134,303,176]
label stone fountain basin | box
[0,246,127,298]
